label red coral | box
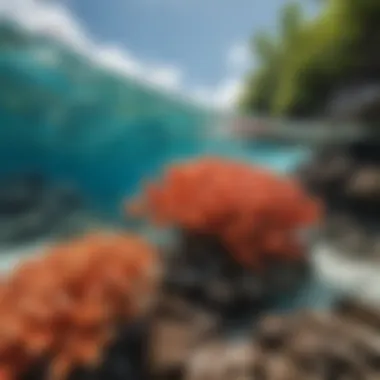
[127,157,322,269]
[0,232,159,380]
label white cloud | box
[226,42,251,72]
[0,0,91,51]
[192,77,244,109]
[0,0,184,92]
[0,0,249,109]
[91,45,143,78]
[191,42,252,110]
[214,77,244,107]
[146,65,183,90]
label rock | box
[335,298,380,331]
[147,295,219,379]
[184,341,258,380]
[263,258,309,299]
[0,173,44,215]
[333,228,372,257]
[288,330,327,371]
[322,214,380,260]
[250,304,380,379]
[347,141,380,166]
[165,230,309,318]
[0,174,85,245]
[255,315,290,351]
[319,341,360,379]
[346,167,380,200]
[373,239,380,259]
[327,83,380,123]
[295,137,379,253]
[299,152,353,196]
[204,279,236,309]
[265,356,298,380]
[323,214,356,240]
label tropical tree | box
[240,2,304,114]
[240,0,380,118]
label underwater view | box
[0,20,311,264]
[0,0,380,379]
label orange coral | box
[127,157,322,269]
[0,232,159,380]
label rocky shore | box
[88,295,380,380]
[297,139,380,259]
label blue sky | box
[66,0,308,88]
[67,0,320,88]
[1,0,319,107]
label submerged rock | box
[346,166,380,200]
[0,173,84,246]
[146,294,220,380]
[181,300,380,380]
[0,173,44,215]
[163,230,309,319]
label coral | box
[0,232,159,380]
[127,157,321,270]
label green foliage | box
[240,0,380,117]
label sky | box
[0,0,319,108]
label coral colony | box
[128,157,322,312]
[0,233,159,380]
[129,157,321,269]
[4,157,380,380]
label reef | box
[127,157,321,315]
[181,299,380,380]
[0,232,159,380]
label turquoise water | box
[0,21,310,219]
[0,21,341,312]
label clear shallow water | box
[0,21,311,215]
[0,21,338,310]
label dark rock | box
[263,258,309,298]
[20,321,148,380]
[0,173,85,245]
[346,167,380,201]
[327,83,380,124]
[335,298,380,331]
[319,341,361,379]
[333,227,372,257]
[299,151,353,196]
[347,141,380,166]
[255,315,290,351]
[373,239,380,259]
[295,139,380,260]
[0,173,44,215]
[164,230,309,319]
[323,214,355,239]
[204,279,236,309]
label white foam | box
[0,239,52,273]
[312,243,380,305]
